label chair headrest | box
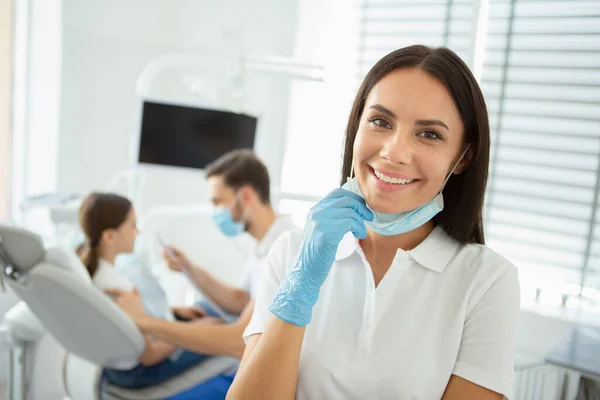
[0,225,44,272]
[45,246,92,283]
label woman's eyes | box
[368,117,392,129]
[417,130,443,141]
[367,117,443,141]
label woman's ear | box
[101,229,114,245]
[452,146,473,175]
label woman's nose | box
[380,131,414,165]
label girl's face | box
[108,208,139,254]
[352,67,469,214]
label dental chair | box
[0,225,238,400]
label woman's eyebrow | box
[368,104,396,119]
[369,104,450,131]
[415,119,449,130]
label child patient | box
[78,192,216,389]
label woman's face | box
[114,208,139,254]
[353,67,468,214]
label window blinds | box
[358,0,478,79]
[481,0,600,292]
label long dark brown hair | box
[78,192,132,277]
[341,45,490,244]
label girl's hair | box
[340,45,490,244]
[78,192,132,277]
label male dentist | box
[107,149,296,398]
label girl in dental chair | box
[78,192,217,389]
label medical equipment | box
[1,225,238,400]
[269,189,373,326]
[138,101,257,170]
[106,53,325,211]
[157,234,235,323]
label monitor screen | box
[138,101,257,170]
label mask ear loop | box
[437,144,471,195]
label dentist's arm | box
[227,189,373,400]
[106,288,252,359]
[163,246,250,315]
[138,302,254,358]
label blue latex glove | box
[269,188,374,326]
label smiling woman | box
[341,49,489,245]
[227,45,517,400]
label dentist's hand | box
[171,305,206,321]
[270,189,373,326]
[163,246,192,272]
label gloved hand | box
[270,188,374,326]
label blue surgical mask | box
[212,206,245,237]
[343,145,469,236]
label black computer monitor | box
[138,100,257,170]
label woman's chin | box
[363,187,436,215]
[365,198,414,215]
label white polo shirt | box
[237,215,297,299]
[245,225,520,400]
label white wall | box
[57,0,300,215]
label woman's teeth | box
[373,170,415,185]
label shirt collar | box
[408,226,459,272]
[334,225,459,273]
[256,215,297,257]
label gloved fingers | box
[324,195,374,221]
[312,191,374,221]
[314,207,368,239]
[321,187,361,202]
[320,188,371,215]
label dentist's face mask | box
[212,192,247,237]
[342,145,469,236]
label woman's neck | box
[97,246,117,265]
[360,221,435,287]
